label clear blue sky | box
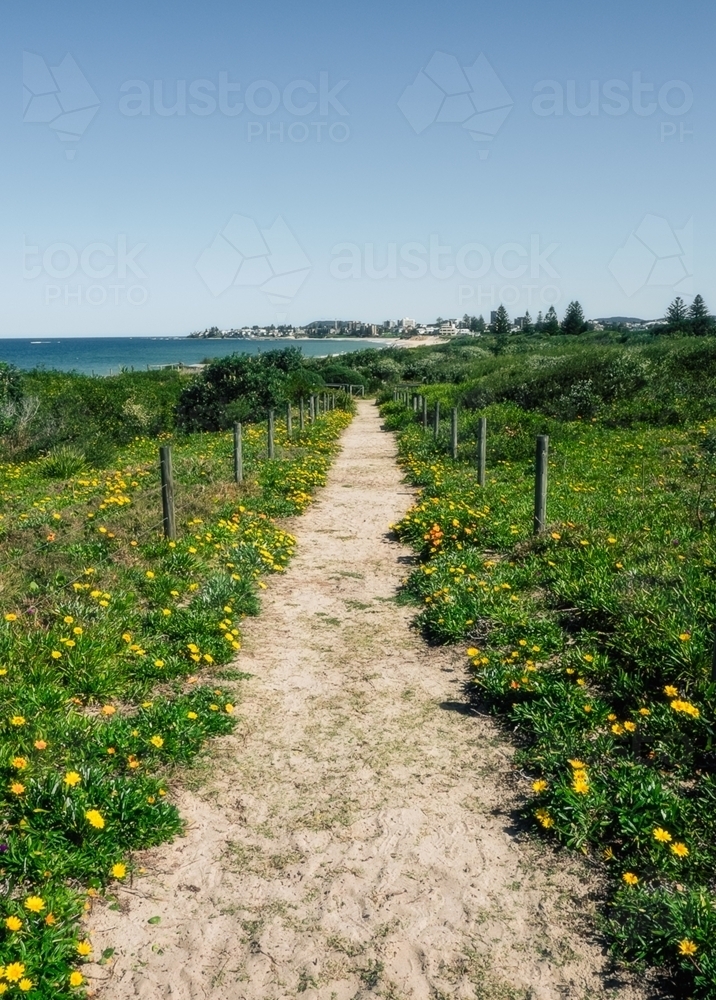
[2,0,713,335]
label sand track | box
[88,401,643,1000]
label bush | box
[176,348,305,431]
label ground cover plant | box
[383,380,716,998]
[0,400,352,998]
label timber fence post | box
[159,446,176,540]
[533,435,549,534]
[233,422,243,484]
[477,417,486,487]
[268,409,275,459]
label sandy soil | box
[87,401,646,1000]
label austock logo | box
[196,215,311,303]
[609,215,693,297]
[398,51,513,158]
[23,52,99,159]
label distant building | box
[399,317,416,330]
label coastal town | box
[188,309,662,340]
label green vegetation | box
[380,336,716,998]
[0,356,352,998]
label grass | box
[383,393,716,999]
[0,406,352,998]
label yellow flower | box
[466,647,479,657]
[622,872,639,885]
[639,707,651,716]
[187,711,198,719]
[69,971,84,987]
[611,723,624,735]
[653,827,672,843]
[4,963,25,982]
[671,842,689,857]
[670,699,700,718]
[567,759,587,769]
[572,773,590,794]
[18,979,32,992]
[664,685,678,697]
[101,704,116,716]
[45,913,56,925]
[10,716,26,727]
[162,609,171,616]
[209,704,219,711]
[73,627,83,635]
[678,633,691,641]
[150,735,164,748]
[535,808,554,828]
[64,771,81,787]
[678,939,697,956]
[24,896,45,913]
[145,571,155,579]
[63,616,74,624]
[4,613,17,622]
[85,809,105,829]
[10,782,25,795]
[583,654,594,662]
[5,915,22,931]
[532,779,548,793]
[111,862,127,879]
[623,721,637,732]
[11,757,27,769]
[51,650,62,659]
[225,703,234,714]
[76,940,92,956]
[154,659,165,668]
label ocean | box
[0,337,388,376]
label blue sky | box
[2,0,713,335]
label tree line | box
[460,294,714,338]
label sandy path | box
[88,401,642,1000]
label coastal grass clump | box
[385,395,716,998]
[0,407,351,998]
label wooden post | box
[268,409,275,459]
[433,400,440,439]
[159,446,176,540]
[422,395,428,430]
[477,417,486,487]
[310,395,315,421]
[286,402,292,440]
[533,435,549,534]
[233,422,243,484]
[451,408,458,460]
[299,397,305,431]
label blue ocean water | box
[0,338,387,376]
